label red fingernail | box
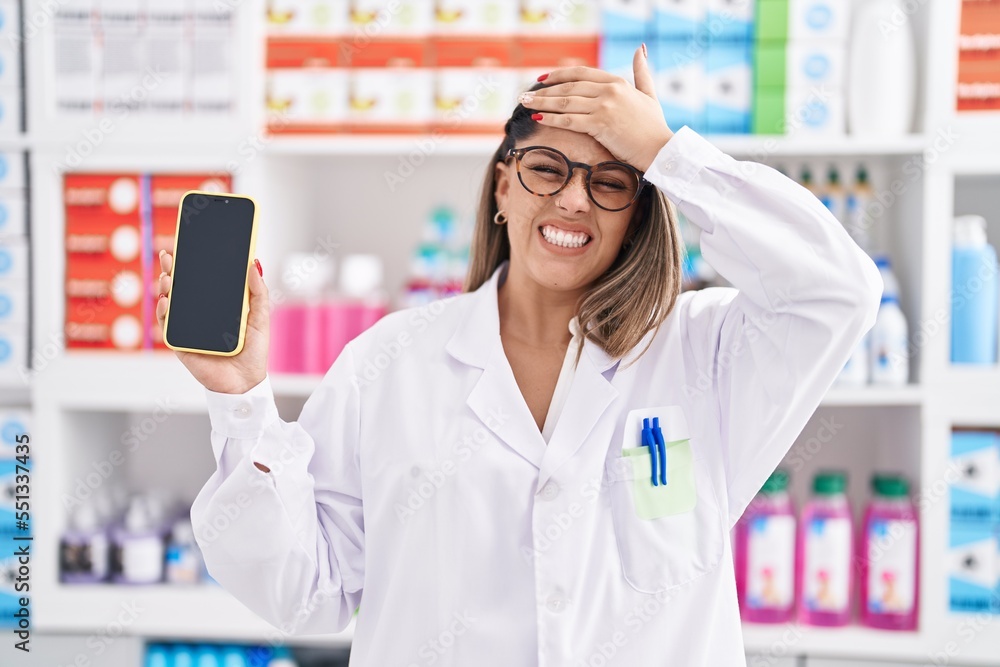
[254,258,263,276]
[641,42,648,58]
[537,73,548,82]
[531,113,543,121]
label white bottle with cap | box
[60,503,109,583]
[111,496,166,584]
[869,256,909,385]
[951,215,999,364]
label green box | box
[755,0,789,42]
[754,41,787,90]
[752,89,786,135]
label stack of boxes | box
[0,410,30,629]
[264,0,600,135]
[752,0,849,135]
[64,173,231,351]
[948,430,1000,615]
[957,0,1000,112]
[0,152,27,382]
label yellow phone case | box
[162,190,260,356]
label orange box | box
[267,37,343,67]
[957,57,1000,110]
[431,37,515,67]
[960,0,1000,37]
[516,36,599,68]
[148,174,231,349]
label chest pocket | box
[605,406,725,594]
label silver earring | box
[493,210,507,225]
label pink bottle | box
[797,471,853,626]
[860,474,919,630]
[323,255,388,369]
[735,469,797,622]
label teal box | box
[949,521,999,614]
[653,0,705,39]
[950,431,1000,524]
[653,38,705,133]
[705,38,752,134]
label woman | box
[157,47,882,665]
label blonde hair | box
[464,84,685,364]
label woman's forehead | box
[517,126,616,164]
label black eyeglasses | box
[505,146,648,212]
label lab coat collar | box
[448,261,621,476]
[445,261,620,373]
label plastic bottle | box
[270,253,336,374]
[847,0,916,137]
[845,165,874,254]
[735,470,797,623]
[819,165,846,225]
[145,643,171,667]
[798,471,853,626]
[166,516,206,584]
[870,256,909,386]
[860,474,919,630]
[951,215,999,364]
[835,330,870,387]
[324,254,388,365]
[110,496,166,584]
[267,647,299,667]
[60,503,109,583]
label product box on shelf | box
[958,0,1000,111]
[266,0,350,35]
[707,0,754,41]
[0,152,24,192]
[652,0,704,40]
[756,0,848,43]
[950,431,1000,524]
[65,172,232,351]
[433,0,519,35]
[350,0,434,37]
[519,0,599,35]
[652,38,705,133]
[948,520,999,614]
[705,38,752,134]
[0,193,26,238]
[601,0,651,40]
[433,39,519,133]
[347,40,434,132]
[0,409,29,459]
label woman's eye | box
[530,165,565,176]
[594,179,626,191]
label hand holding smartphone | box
[155,192,270,395]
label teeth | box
[541,225,590,249]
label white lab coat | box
[191,126,883,666]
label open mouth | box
[539,224,592,249]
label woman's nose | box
[554,170,591,213]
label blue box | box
[949,521,999,614]
[0,410,29,459]
[601,0,651,39]
[653,38,705,133]
[706,0,754,41]
[705,38,752,134]
[600,37,640,85]
[950,431,1000,524]
[653,0,705,40]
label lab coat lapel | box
[537,337,619,489]
[446,263,546,469]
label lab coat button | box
[235,403,251,418]
[539,482,560,500]
[546,595,566,613]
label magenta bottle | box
[798,471,853,626]
[736,469,797,622]
[860,474,919,630]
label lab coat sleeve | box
[190,345,364,635]
[642,126,883,526]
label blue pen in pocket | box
[652,417,667,486]
[641,417,658,486]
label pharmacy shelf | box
[262,132,931,158]
[742,620,1000,665]
[36,584,355,646]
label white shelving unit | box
[15,0,1000,664]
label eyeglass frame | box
[503,145,650,212]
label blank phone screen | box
[165,194,255,353]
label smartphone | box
[163,191,259,355]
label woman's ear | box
[494,160,510,212]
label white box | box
[0,409,29,459]
[0,87,19,134]
[350,0,434,37]
[434,68,520,127]
[789,0,850,42]
[784,86,845,136]
[348,68,434,125]
[433,0,519,35]
[0,238,27,284]
[786,41,846,90]
[0,283,26,325]
[520,0,599,34]
[0,193,26,237]
[267,0,351,35]
[0,152,24,189]
[266,68,350,125]
[0,324,26,383]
